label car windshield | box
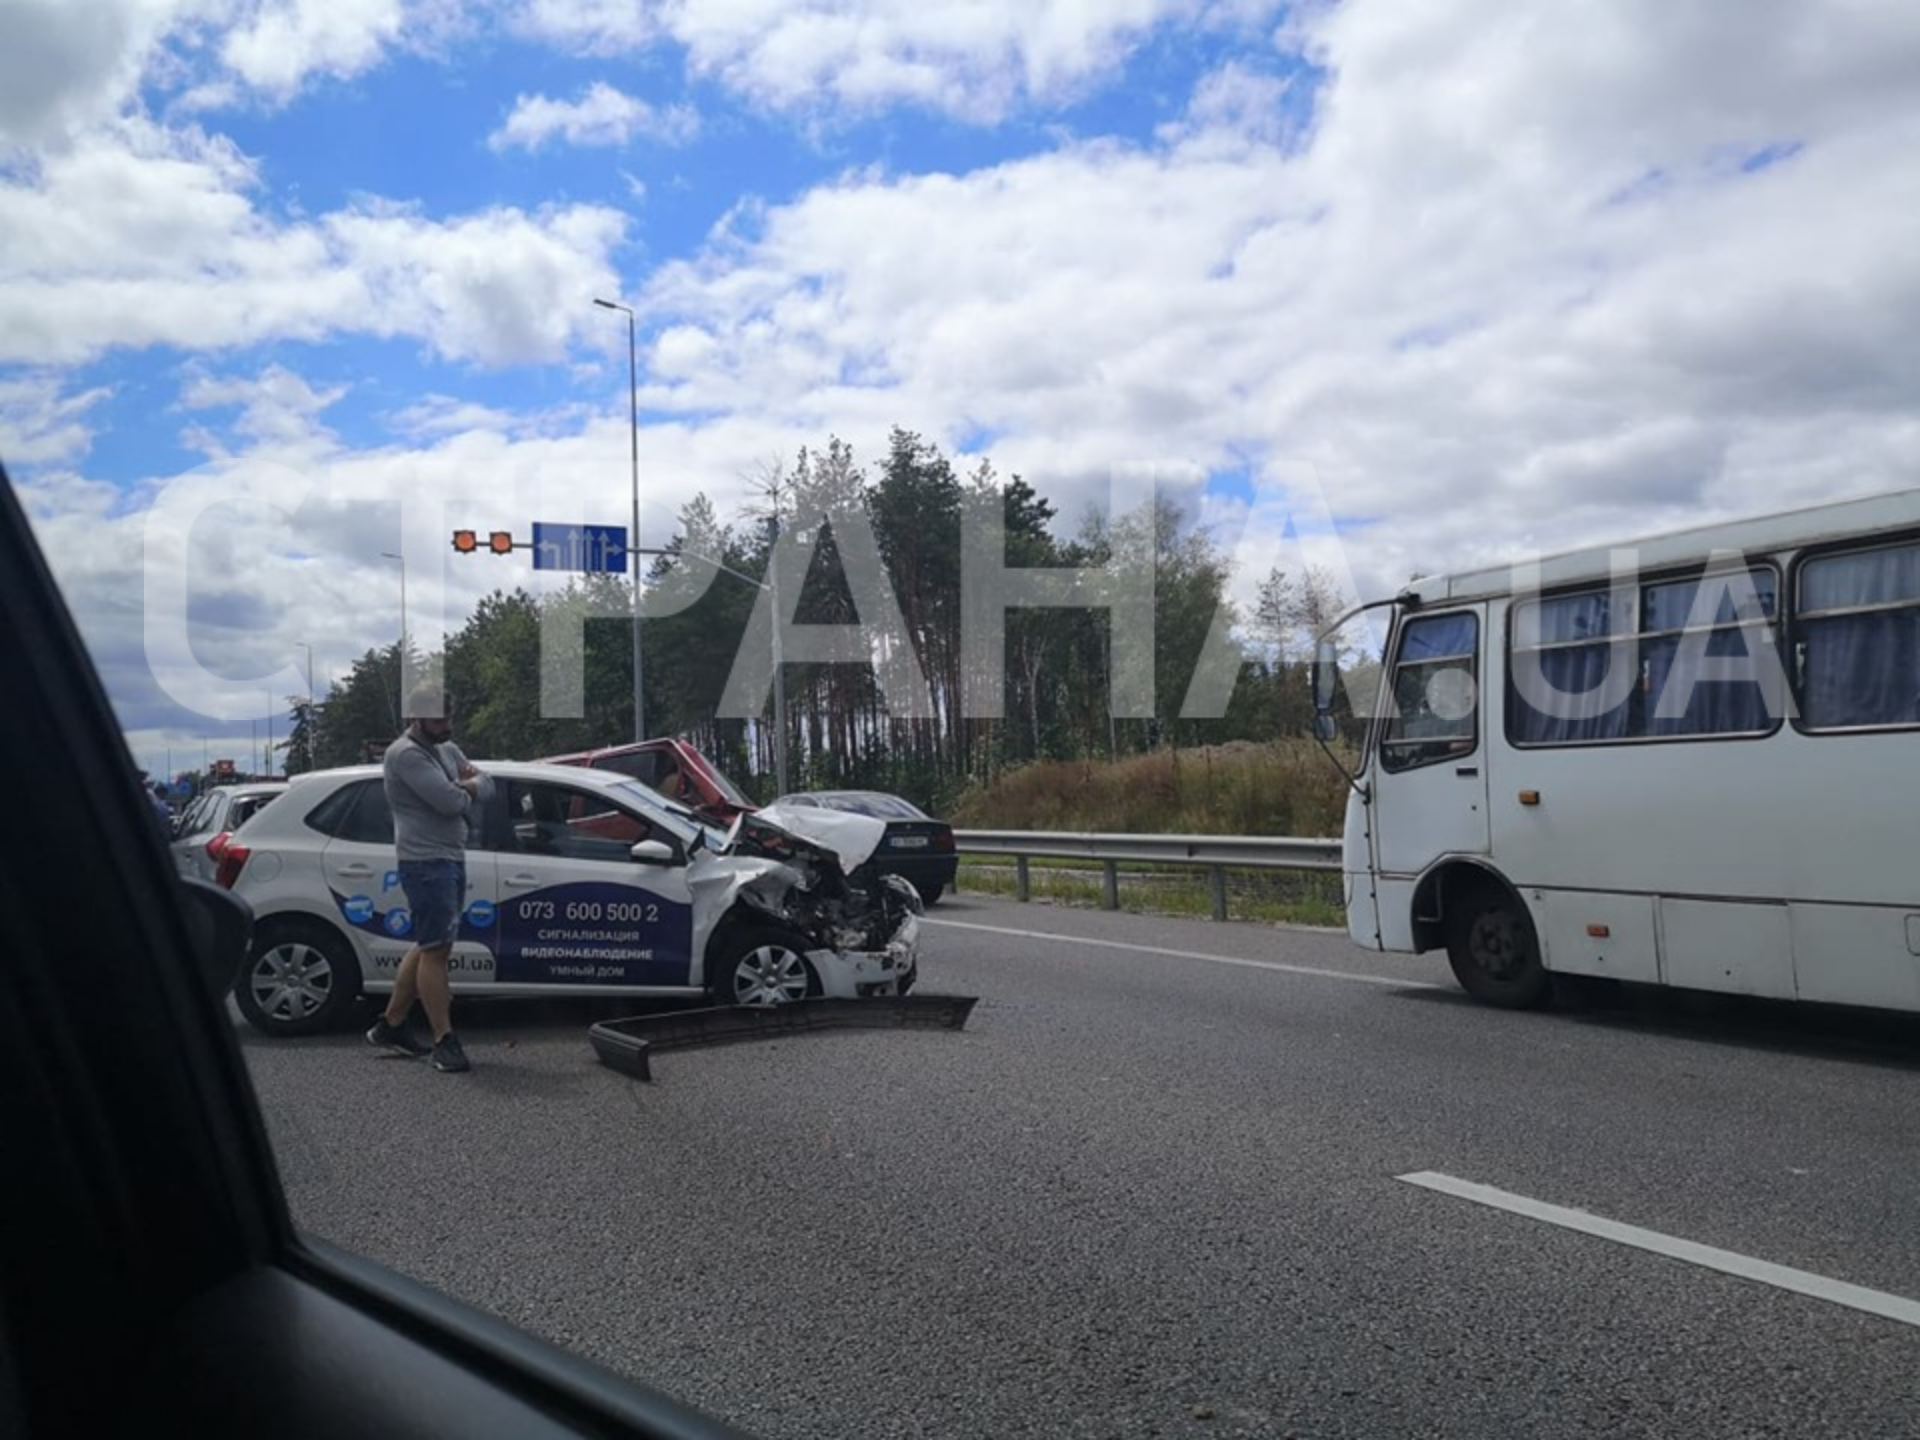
[13,10,1919,1438]
[690,750,755,808]
[601,778,724,850]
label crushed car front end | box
[685,804,924,1000]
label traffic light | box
[453,528,516,555]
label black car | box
[766,790,958,906]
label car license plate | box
[891,836,929,848]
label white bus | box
[1311,487,1920,1014]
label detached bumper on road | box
[588,991,978,1081]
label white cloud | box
[514,0,1286,123]
[488,82,699,152]
[14,384,829,751]
[382,393,599,440]
[1155,60,1306,154]
[14,0,1920,747]
[218,0,406,99]
[0,119,633,366]
[509,0,660,55]
[0,374,112,466]
[325,201,633,365]
[614,0,1920,607]
[385,394,518,438]
[178,363,348,458]
[0,0,473,149]
[0,0,207,145]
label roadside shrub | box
[950,739,1357,836]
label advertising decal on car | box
[494,881,694,985]
[332,881,695,986]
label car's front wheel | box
[707,927,819,1007]
[235,920,361,1037]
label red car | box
[540,737,758,826]
[543,742,953,906]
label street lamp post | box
[380,551,407,725]
[296,642,316,772]
[634,544,789,796]
[766,524,788,797]
[594,297,645,743]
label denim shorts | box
[398,859,465,949]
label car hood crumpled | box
[686,803,919,964]
[735,803,887,872]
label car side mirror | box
[178,876,254,1001]
[630,839,676,865]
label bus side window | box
[1797,541,1920,731]
[1507,588,1636,745]
[1381,612,1478,771]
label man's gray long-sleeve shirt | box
[383,733,473,862]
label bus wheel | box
[1446,890,1549,1009]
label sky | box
[4,0,1919,777]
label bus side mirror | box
[1313,713,1338,743]
[1311,639,1339,713]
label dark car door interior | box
[0,464,751,1439]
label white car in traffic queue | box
[213,760,923,1038]
[169,779,291,882]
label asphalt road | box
[238,896,1920,1440]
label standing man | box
[369,685,485,1073]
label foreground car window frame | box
[0,464,751,1439]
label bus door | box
[1367,607,1491,877]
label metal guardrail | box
[951,830,1344,920]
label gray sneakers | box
[367,1014,468,1072]
[430,1032,470,1073]
[366,1015,431,1057]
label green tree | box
[872,427,963,786]
[442,589,546,759]
[314,644,404,767]
[282,698,319,774]
[277,422,1395,815]
[641,493,760,775]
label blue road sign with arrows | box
[531,523,628,574]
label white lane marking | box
[921,917,1443,990]
[1398,1171,1920,1329]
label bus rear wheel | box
[1446,890,1549,1009]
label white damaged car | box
[213,761,922,1037]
